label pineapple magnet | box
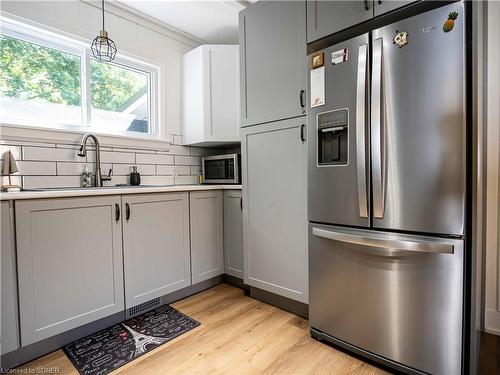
[443,12,459,32]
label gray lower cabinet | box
[1,201,20,354]
[15,196,124,346]
[306,0,372,43]
[223,190,243,279]
[122,193,191,308]
[241,117,308,303]
[190,191,224,284]
[239,1,306,127]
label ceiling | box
[117,1,251,44]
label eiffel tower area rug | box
[63,305,200,375]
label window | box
[1,36,82,126]
[0,18,158,136]
[89,60,150,134]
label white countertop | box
[0,184,242,201]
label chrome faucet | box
[77,134,112,187]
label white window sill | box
[0,122,176,151]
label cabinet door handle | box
[240,197,243,211]
[300,124,306,143]
[299,90,305,113]
[125,203,130,221]
[364,0,370,10]
[115,203,120,222]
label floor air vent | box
[127,297,161,318]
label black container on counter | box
[130,166,141,186]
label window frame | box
[0,17,159,138]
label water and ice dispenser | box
[317,109,349,166]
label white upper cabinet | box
[182,45,240,146]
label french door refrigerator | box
[307,2,466,375]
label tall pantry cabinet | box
[239,1,308,304]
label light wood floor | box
[17,283,390,374]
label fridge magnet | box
[310,66,325,108]
[443,12,459,32]
[331,48,349,65]
[311,52,324,69]
[393,31,408,48]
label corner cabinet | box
[182,45,240,146]
[122,193,191,308]
[1,201,20,354]
[190,191,224,284]
[224,190,243,279]
[239,1,306,127]
[242,117,308,303]
[15,196,125,346]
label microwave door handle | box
[371,38,385,219]
[356,43,368,218]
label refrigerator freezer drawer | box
[309,224,463,375]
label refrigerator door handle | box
[371,38,385,219]
[312,227,455,255]
[356,44,369,218]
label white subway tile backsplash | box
[103,176,129,186]
[0,138,235,189]
[1,175,22,186]
[0,145,21,160]
[136,153,173,165]
[23,147,82,162]
[155,165,174,176]
[168,145,190,156]
[190,147,225,157]
[173,135,183,145]
[112,147,154,154]
[16,161,57,176]
[140,175,174,186]
[174,175,198,185]
[23,176,81,189]
[176,166,191,175]
[88,151,135,164]
[55,144,82,150]
[56,162,112,176]
[190,166,202,175]
[112,164,155,176]
[174,156,201,166]
[1,140,55,148]
[189,147,206,157]
[156,165,191,176]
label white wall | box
[0,0,199,141]
[484,0,500,335]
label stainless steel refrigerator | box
[307,2,467,375]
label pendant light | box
[91,0,117,62]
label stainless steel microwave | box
[202,154,241,184]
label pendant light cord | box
[102,0,105,31]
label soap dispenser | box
[130,166,141,186]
